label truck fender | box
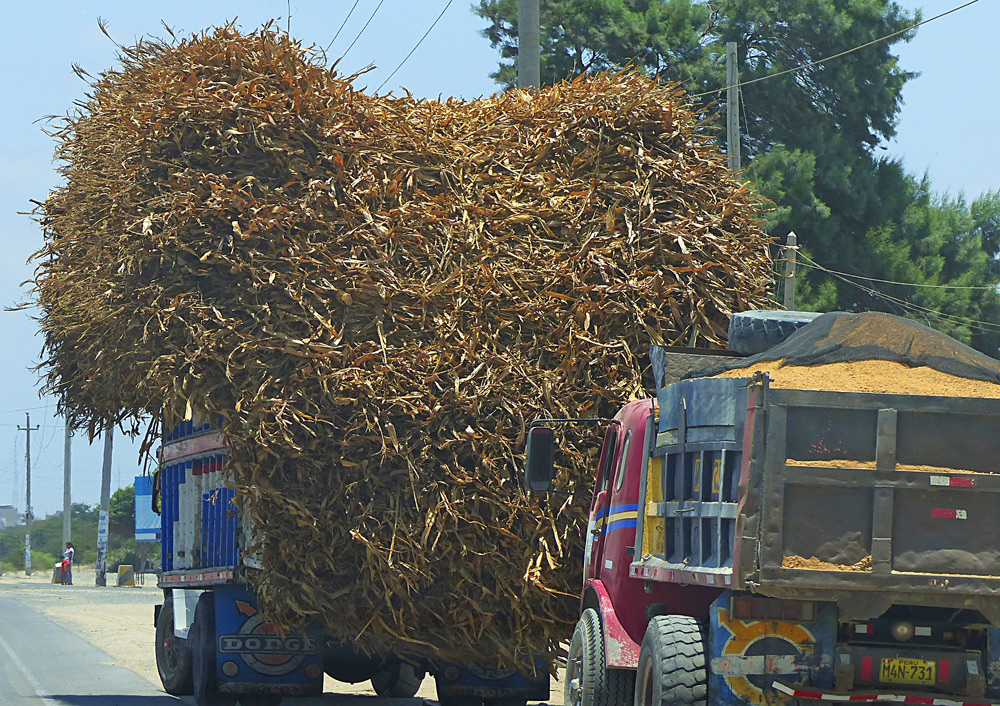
[172,588,206,640]
[584,579,641,669]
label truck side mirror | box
[151,468,161,515]
[525,426,555,492]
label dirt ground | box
[0,566,564,704]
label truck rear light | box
[731,597,816,622]
[890,621,915,642]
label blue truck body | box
[154,415,547,705]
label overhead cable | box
[340,0,387,61]
[797,251,1000,290]
[324,0,360,56]
[693,0,981,99]
[796,254,1000,335]
[376,0,455,94]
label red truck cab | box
[581,399,721,669]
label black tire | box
[634,615,707,706]
[565,609,635,706]
[728,310,820,355]
[371,661,425,698]
[191,592,237,706]
[155,599,194,695]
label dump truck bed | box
[633,374,1000,622]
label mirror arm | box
[530,418,621,428]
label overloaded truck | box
[526,311,1000,706]
[152,416,548,706]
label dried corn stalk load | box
[30,26,773,668]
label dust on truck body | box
[527,346,1000,706]
[153,416,548,706]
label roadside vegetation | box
[0,486,159,575]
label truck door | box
[585,425,620,582]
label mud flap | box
[709,590,836,706]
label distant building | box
[0,505,20,529]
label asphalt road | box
[0,595,183,705]
[0,570,563,706]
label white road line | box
[0,630,62,705]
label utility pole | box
[18,413,39,576]
[63,418,72,546]
[95,427,113,586]
[726,41,741,172]
[784,231,798,310]
[517,0,540,89]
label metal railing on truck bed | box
[634,373,1000,623]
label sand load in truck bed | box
[711,312,1000,397]
[28,27,773,668]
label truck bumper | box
[434,661,549,702]
[773,680,999,706]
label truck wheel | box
[372,661,424,698]
[634,615,707,706]
[566,609,635,706]
[191,592,237,706]
[155,599,194,695]
[727,310,820,355]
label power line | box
[797,251,1000,290]
[0,424,71,429]
[797,253,1000,335]
[376,0,454,94]
[340,0,387,61]
[324,0,360,56]
[0,405,53,416]
[693,0,981,99]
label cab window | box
[596,426,619,492]
[614,430,632,493]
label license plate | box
[880,658,936,685]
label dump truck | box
[525,311,1000,706]
[152,415,548,706]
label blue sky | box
[0,0,994,518]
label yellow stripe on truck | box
[643,455,666,557]
[593,510,639,531]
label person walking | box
[62,542,74,585]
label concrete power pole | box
[95,427,113,586]
[784,231,798,310]
[726,41,741,172]
[18,413,39,576]
[63,419,72,546]
[517,0,540,89]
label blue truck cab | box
[152,413,548,706]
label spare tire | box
[728,310,821,355]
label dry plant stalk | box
[29,26,773,668]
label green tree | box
[475,0,915,152]
[109,485,135,538]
